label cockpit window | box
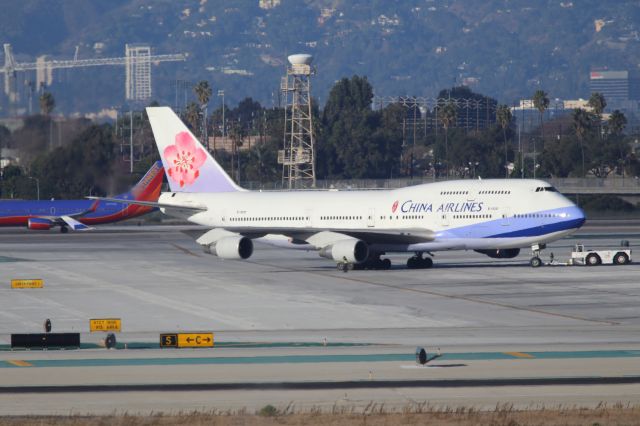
[536,186,558,192]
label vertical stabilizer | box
[146,106,244,193]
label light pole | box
[468,161,479,179]
[28,176,40,200]
[217,90,225,146]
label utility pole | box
[218,90,225,149]
[129,110,133,174]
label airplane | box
[0,161,164,232]
[93,107,586,270]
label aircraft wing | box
[86,196,207,213]
[26,200,100,231]
[300,228,435,248]
[184,226,434,248]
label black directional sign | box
[160,333,178,348]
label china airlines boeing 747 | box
[93,107,585,270]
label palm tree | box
[532,90,549,178]
[184,102,200,134]
[608,109,627,136]
[439,100,457,177]
[588,92,607,139]
[194,81,212,149]
[496,104,512,177]
[608,110,627,176]
[572,108,593,177]
[39,92,55,115]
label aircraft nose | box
[573,205,586,228]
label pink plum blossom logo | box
[163,132,207,188]
[391,200,399,213]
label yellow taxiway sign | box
[160,332,214,348]
[89,318,122,332]
[11,279,44,289]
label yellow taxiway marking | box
[504,351,535,359]
[7,360,33,367]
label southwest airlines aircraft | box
[0,161,163,232]
[95,107,585,270]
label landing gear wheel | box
[407,257,417,269]
[381,258,392,270]
[586,253,601,266]
[613,252,629,265]
[407,254,433,269]
[530,257,542,268]
[60,226,69,234]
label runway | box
[0,223,639,414]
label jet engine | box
[204,236,254,260]
[27,218,53,230]
[319,239,369,264]
[475,248,521,259]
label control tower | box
[278,54,316,188]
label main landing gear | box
[60,225,69,234]
[529,243,546,268]
[407,252,433,269]
[353,253,392,271]
[337,253,392,272]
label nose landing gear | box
[529,243,546,267]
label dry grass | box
[2,402,640,425]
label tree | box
[439,100,457,177]
[39,91,55,115]
[608,110,627,136]
[532,90,549,177]
[194,80,212,107]
[607,110,628,176]
[588,92,607,138]
[183,102,200,135]
[228,119,246,182]
[318,76,402,179]
[572,108,594,177]
[496,104,512,177]
[194,81,212,148]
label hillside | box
[1,0,639,113]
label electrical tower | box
[278,54,316,189]
[1,43,185,106]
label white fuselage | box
[160,179,585,253]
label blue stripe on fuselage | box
[0,199,127,219]
[436,206,585,239]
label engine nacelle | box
[28,218,53,231]
[475,248,521,259]
[204,236,253,260]
[319,239,369,264]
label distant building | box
[208,135,263,153]
[259,0,280,10]
[510,99,590,133]
[590,70,640,105]
[589,69,640,130]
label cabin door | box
[305,209,313,228]
[441,213,450,227]
[367,208,375,227]
[501,208,511,226]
